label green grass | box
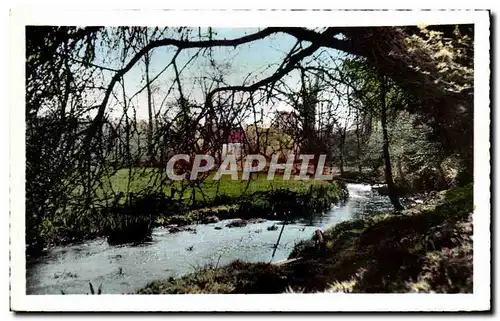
[156,178,346,226]
[137,260,289,294]
[101,168,335,204]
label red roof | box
[227,128,245,143]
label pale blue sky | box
[96,28,344,125]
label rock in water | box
[203,215,220,224]
[168,226,182,233]
[226,219,248,228]
[267,224,279,231]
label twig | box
[271,213,288,261]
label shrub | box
[103,192,168,245]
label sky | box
[94,27,346,127]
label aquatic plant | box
[102,191,188,245]
[60,282,102,295]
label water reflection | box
[308,183,394,227]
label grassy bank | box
[157,180,347,227]
[36,169,347,249]
[137,183,473,294]
[102,169,342,203]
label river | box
[26,183,395,295]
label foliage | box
[362,111,456,194]
[402,25,474,182]
[340,40,470,194]
[404,25,473,94]
[244,124,295,157]
[102,192,172,245]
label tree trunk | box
[339,130,345,176]
[144,50,154,166]
[436,160,449,189]
[356,109,362,173]
[381,76,404,211]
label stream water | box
[26,183,395,295]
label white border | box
[9,9,491,312]
[8,8,490,27]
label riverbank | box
[156,180,348,227]
[33,175,347,255]
[137,183,473,294]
